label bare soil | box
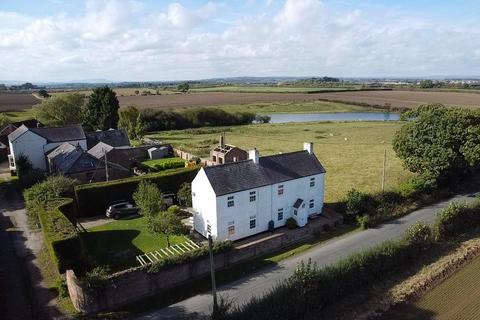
[0,93,40,112]
[314,90,480,109]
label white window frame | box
[249,215,256,229]
[278,185,284,195]
[309,199,314,208]
[277,208,284,221]
[249,191,256,202]
[228,221,235,236]
[227,196,234,207]
[310,177,315,187]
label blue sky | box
[1,0,480,81]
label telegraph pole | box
[104,149,109,182]
[381,148,386,194]
[208,235,218,315]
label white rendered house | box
[8,124,87,172]
[192,142,326,241]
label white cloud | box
[0,0,479,81]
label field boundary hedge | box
[37,198,83,273]
[74,167,199,216]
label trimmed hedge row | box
[145,240,233,274]
[37,198,83,273]
[434,199,480,240]
[74,167,200,216]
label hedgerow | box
[146,240,233,274]
[37,198,83,273]
[433,200,480,240]
[74,167,199,216]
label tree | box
[419,80,435,88]
[118,105,143,140]
[38,89,50,98]
[150,206,184,247]
[132,180,166,221]
[177,182,192,207]
[177,83,190,93]
[393,104,480,178]
[16,155,45,187]
[35,93,84,127]
[0,113,10,129]
[83,86,120,130]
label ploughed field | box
[315,90,480,109]
[117,92,373,109]
[383,255,480,320]
[0,93,40,112]
[148,121,412,203]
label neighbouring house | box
[192,142,326,241]
[209,135,248,165]
[88,142,133,170]
[47,142,130,183]
[85,129,130,149]
[8,124,87,173]
[0,119,41,160]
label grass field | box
[141,157,185,171]
[386,255,480,320]
[190,86,359,93]
[148,121,412,203]
[85,215,187,270]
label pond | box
[261,112,401,123]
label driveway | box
[137,194,476,319]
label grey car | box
[106,201,139,219]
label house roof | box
[86,129,130,149]
[49,143,100,174]
[293,198,304,209]
[29,125,86,143]
[212,144,244,155]
[203,150,326,196]
[87,142,114,159]
[7,125,29,142]
[0,119,41,137]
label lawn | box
[85,215,188,271]
[190,86,359,93]
[385,255,480,320]
[147,121,413,203]
[141,157,185,171]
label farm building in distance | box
[209,134,248,165]
[192,142,326,241]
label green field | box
[147,121,412,203]
[191,86,359,93]
[141,157,185,171]
[385,255,480,320]
[85,215,187,270]
[209,100,379,114]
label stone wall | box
[66,213,342,314]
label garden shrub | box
[344,189,377,220]
[403,221,432,245]
[146,240,233,274]
[356,215,373,230]
[285,217,297,229]
[433,200,480,240]
[74,167,199,216]
[397,174,437,198]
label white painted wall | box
[9,131,47,170]
[9,130,87,171]
[192,170,325,241]
[192,168,218,238]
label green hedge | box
[142,157,186,171]
[433,200,480,240]
[37,198,83,273]
[146,240,233,274]
[74,167,200,217]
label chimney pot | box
[304,142,313,154]
[249,148,259,164]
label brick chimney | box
[304,142,313,154]
[219,134,225,147]
[249,148,259,164]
